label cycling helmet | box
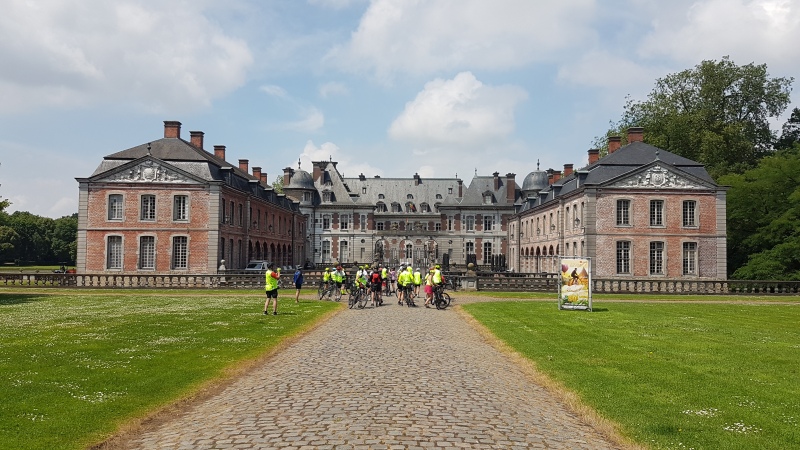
[435,264,441,269]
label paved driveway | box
[122,300,621,449]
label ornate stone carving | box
[612,165,703,189]
[103,160,190,183]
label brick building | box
[282,161,524,268]
[509,128,727,279]
[76,121,306,274]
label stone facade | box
[76,121,306,274]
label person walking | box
[264,263,281,315]
[293,267,304,303]
[424,266,434,308]
[413,267,422,298]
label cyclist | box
[322,267,332,290]
[413,267,422,298]
[370,266,383,306]
[389,267,397,294]
[380,265,389,295]
[333,265,345,296]
[424,266,434,308]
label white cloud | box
[319,81,349,98]
[0,0,253,114]
[260,84,289,98]
[324,0,597,80]
[388,72,527,147]
[639,0,800,70]
[307,0,367,9]
[276,108,326,133]
[297,140,382,179]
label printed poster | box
[559,258,592,311]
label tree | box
[51,214,78,263]
[603,57,793,178]
[6,211,55,264]
[0,226,19,262]
[272,176,284,194]
[774,107,800,151]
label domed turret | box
[287,170,315,190]
[522,160,548,197]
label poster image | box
[559,258,592,311]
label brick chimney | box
[493,172,500,191]
[252,166,262,182]
[164,121,181,138]
[608,136,622,154]
[214,145,226,160]
[260,173,268,185]
[457,179,463,197]
[553,171,562,183]
[628,127,644,143]
[413,173,421,186]
[238,159,249,173]
[283,167,294,187]
[547,171,554,185]
[588,149,600,164]
[189,131,204,149]
[312,162,323,183]
[563,164,573,177]
[505,173,515,202]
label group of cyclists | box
[321,263,446,308]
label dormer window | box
[303,192,311,202]
[378,194,385,199]
[483,193,493,204]
[362,187,367,194]
[407,194,414,200]
[322,192,331,202]
[436,194,442,200]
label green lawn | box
[0,290,340,450]
[468,290,800,302]
[463,301,800,450]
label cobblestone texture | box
[122,300,620,449]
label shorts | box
[335,281,343,288]
[265,289,278,298]
[295,282,302,290]
[424,285,433,295]
[371,284,382,292]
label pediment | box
[607,164,710,190]
[94,158,202,184]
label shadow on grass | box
[0,293,45,306]
[590,307,610,312]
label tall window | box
[140,195,156,221]
[447,216,454,231]
[360,214,367,230]
[108,194,123,220]
[405,244,413,259]
[321,241,331,263]
[616,199,630,226]
[340,214,350,230]
[616,241,630,274]
[483,215,494,231]
[139,236,155,269]
[466,215,475,231]
[172,236,188,269]
[683,242,697,275]
[377,221,384,231]
[435,222,441,231]
[173,195,188,221]
[340,240,349,263]
[107,236,122,269]
[303,192,311,202]
[649,241,664,274]
[323,214,331,230]
[683,200,697,227]
[238,204,243,227]
[466,241,475,255]
[650,200,664,226]
[483,242,492,264]
[229,201,234,224]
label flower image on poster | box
[559,258,592,311]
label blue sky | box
[1,0,799,218]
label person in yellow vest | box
[322,267,332,288]
[413,267,422,298]
[263,262,281,315]
[424,266,435,308]
[333,265,345,296]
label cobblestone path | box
[122,301,621,449]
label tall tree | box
[604,57,793,178]
[774,107,800,151]
[272,176,284,194]
[51,213,78,263]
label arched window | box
[407,194,414,200]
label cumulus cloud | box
[297,140,382,179]
[324,0,597,80]
[639,0,800,70]
[319,81,349,98]
[388,72,527,146]
[275,108,325,133]
[260,84,289,98]
[0,0,253,114]
[307,0,368,9]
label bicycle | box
[318,281,337,300]
[432,285,451,310]
[444,276,460,292]
[348,285,369,309]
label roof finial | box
[147,143,151,156]
[537,159,540,171]
[655,149,660,160]
[329,155,332,162]
[474,167,477,176]
[298,158,301,170]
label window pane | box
[107,236,122,269]
[140,195,156,221]
[616,241,630,273]
[108,195,123,220]
[683,200,697,227]
[173,195,188,221]
[139,236,155,269]
[483,242,492,264]
[650,200,664,226]
[616,200,630,226]
[172,236,188,269]
[649,241,664,274]
[683,242,697,275]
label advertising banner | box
[559,257,592,311]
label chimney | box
[252,166,262,182]
[608,136,622,154]
[553,171,562,183]
[628,127,644,143]
[457,179,463,197]
[493,172,500,191]
[359,173,366,181]
[238,159,249,173]
[505,173,515,202]
[413,173,421,186]
[214,145,226,160]
[189,131,204,149]
[283,167,293,187]
[547,170,554,185]
[588,148,600,164]
[164,120,181,139]
[260,173,268,185]
[563,164,574,177]
[313,163,322,183]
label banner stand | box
[558,257,592,311]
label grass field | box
[0,290,340,450]
[462,301,800,450]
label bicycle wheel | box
[348,291,357,309]
[317,283,325,299]
[357,291,368,309]
[334,289,342,302]
[442,292,451,307]
[434,295,447,310]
